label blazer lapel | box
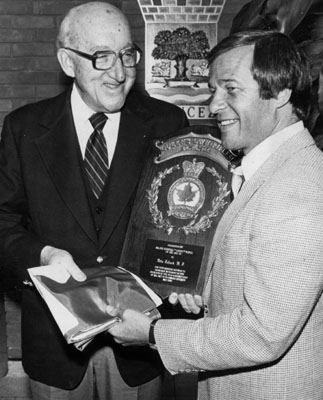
[35,94,97,244]
[204,129,316,284]
[98,104,153,248]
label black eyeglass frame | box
[62,44,142,71]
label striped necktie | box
[84,112,109,199]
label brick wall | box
[0,0,249,131]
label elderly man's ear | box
[57,48,76,79]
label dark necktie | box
[84,112,109,199]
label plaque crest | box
[147,158,230,235]
[167,159,206,220]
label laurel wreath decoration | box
[146,164,230,235]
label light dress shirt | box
[70,84,120,163]
[240,120,305,181]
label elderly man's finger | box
[67,264,87,281]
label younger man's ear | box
[276,88,292,108]
[57,49,76,78]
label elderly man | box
[108,30,323,400]
[0,2,187,399]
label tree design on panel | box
[152,27,210,82]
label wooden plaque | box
[120,125,235,298]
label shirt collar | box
[241,121,304,181]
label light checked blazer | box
[155,128,323,400]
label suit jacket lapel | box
[98,104,153,248]
[204,129,316,284]
[35,92,97,244]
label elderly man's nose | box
[108,57,126,82]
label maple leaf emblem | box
[175,183,197,203]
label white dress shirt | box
[70,84,120,163]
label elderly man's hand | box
[40,245,87,282]
[168,292,204,314]
[106,307,153,346]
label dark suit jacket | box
[0,88,188,389]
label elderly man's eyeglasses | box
[62,45,142,71]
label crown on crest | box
[182,159,205,178]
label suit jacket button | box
[97,256,104,263]
[95,207,103,214]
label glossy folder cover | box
[28,265,162,350]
